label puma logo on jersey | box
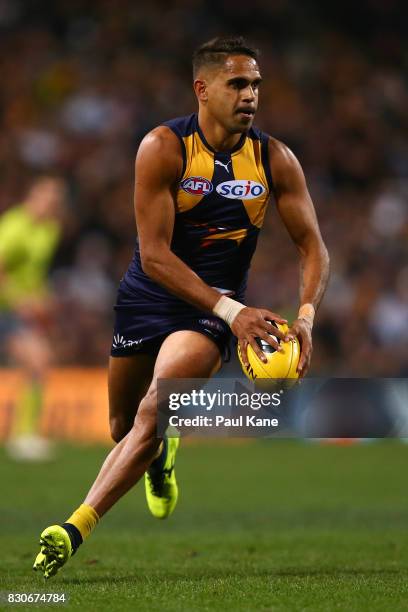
[215,160,232,173]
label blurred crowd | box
[0,0,407,374]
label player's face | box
[206,55,262,133]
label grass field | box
[1,440,408,611]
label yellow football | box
[237,322,300,381]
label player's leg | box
[79,353,157,509]
[32,351,155,579]
[33,330,221,578]
[144,330,223,518]
[108,353,156,443]
[84,330,221,515]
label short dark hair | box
[192,36,260,78]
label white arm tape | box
[213,295,245,327]
[298,302,315,327]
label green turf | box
[1,440,408,611]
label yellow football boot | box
[145,436,180,519]
[33,525,72,579]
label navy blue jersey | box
[120,113,272,313]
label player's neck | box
[197,110,243,152]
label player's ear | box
[194,79,208,103]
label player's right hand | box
[231,308,287,365]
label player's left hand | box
[284,318,313,377]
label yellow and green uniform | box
[0,204,60,441]
[0,204,60,309]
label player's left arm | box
[269,138,330,376]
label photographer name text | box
[168,415,279,428]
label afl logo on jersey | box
[216,180,265,200]
[180,176,213,195]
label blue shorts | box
[110,284,232,361]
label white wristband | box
[298,303,315,327]
[213,295,245,327]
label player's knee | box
[109,416,131,443]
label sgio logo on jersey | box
[180,176,213,195]
[216,180,265,200]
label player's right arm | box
[135,127,223,312]
[135,127,285,363]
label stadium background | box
[1,2,408,609]
[1,0,407,443]
[0,0,407,375]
